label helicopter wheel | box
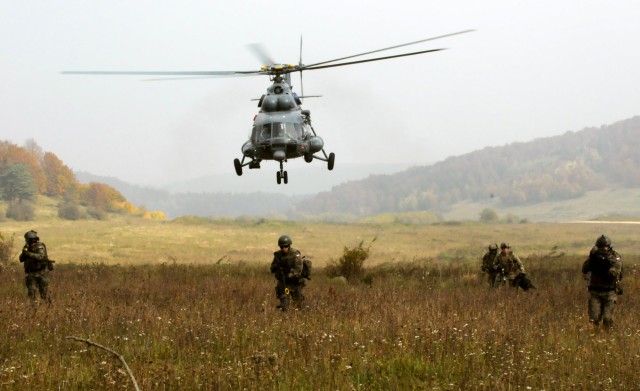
[283,171,288,184]
[327,152,335,171]
[234,158,243,176]
[276,171,282,184]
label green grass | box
[443,188,640,222]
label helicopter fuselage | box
[241,80,323,163]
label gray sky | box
[2,1,639,190]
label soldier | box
[270,235,305,311]
[481,243,500,287]
[18,230,53,303]
[494,242,526,288]
[582,235,623,330]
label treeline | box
[75,171,310,219]
[0,140,165,221]
[300,116,640,216]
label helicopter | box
[63,30,473,184]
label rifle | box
[21,244,55,270]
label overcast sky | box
[2,1,639,190]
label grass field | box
[1,216,640,266]
[1,217,640,389]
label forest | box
[0,140,164,221]
[302,116,640,216]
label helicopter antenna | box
[299,35,304,100]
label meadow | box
[1,217,639,389]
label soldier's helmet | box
[488,243,498,251]
[500,242,510,249]
[278,235,292,248]
[595,234,611,248]
[24,230,39,242]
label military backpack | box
[301,257,312,280]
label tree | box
[0,141,46,193]
[82,182,126,215]
[23,138,44,163]
[0,164,35,201]
[42,152,78,197]
[479,208,499,223]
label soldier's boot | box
[589,319,600,330]
[603,319,614,331]
[291,291,305,309]
[39,287,52,305]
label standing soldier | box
[270,235,305,311]
[582,235,623,330]
[18,230,54,303]
[481,243,500,287]
[494,242,525,288]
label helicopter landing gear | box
[328,152,335,171]
[276,170,288,184]
[276,161,288,184]
[309,150,336,170]
[234,157,262,176]
[233,158,243,176]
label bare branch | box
[66,336,141,391]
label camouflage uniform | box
[494,243,525,288]
[582,236,623,330]
[18,231,53,303]
[270,244,304,311]
[481,244,499,287]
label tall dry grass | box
[1,250,639,389]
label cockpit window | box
[260,124,271,140]
[254,122,302,142]
[273,123,286,138]
[285,123,301,139]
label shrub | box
[0,231,15,268]
[58,200,85,220]
[6,200,35,221]
[326,237,376,281]
[88,207,107,220]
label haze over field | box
[2,1,639,191]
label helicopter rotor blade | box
[304,29,474,69]
[299,35,304,99]
[302,48,445,71]
[142,74,263,81]
[247,43,276,66]
[62,70,262,76]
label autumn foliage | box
[0,140,165,220]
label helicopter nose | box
[273,150,286,161]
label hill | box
[75,161,417,219]
[296,116,640,220]
[0,140,164,221]
[75,172,309,219]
